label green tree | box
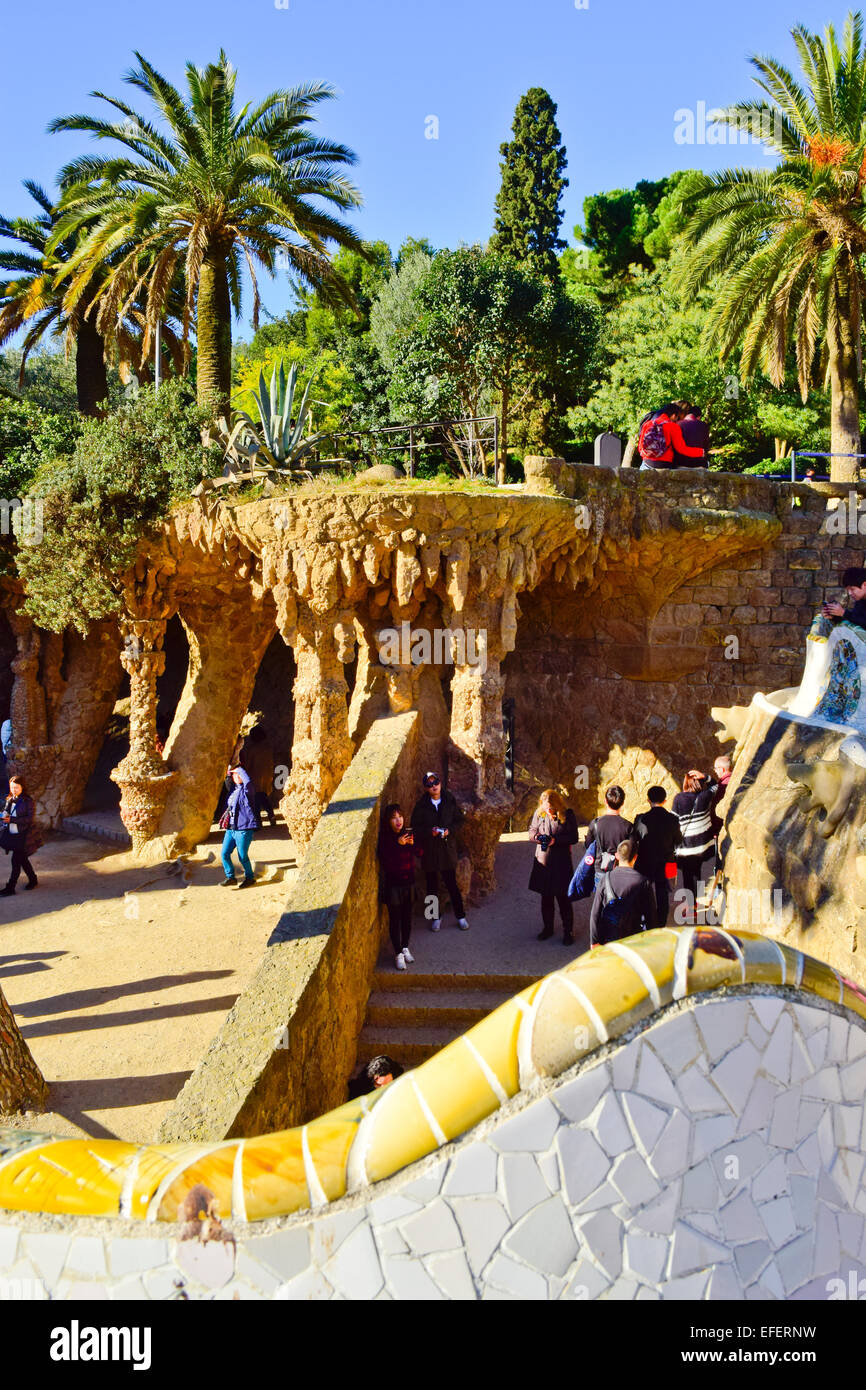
[491,88,568,278]
[50,52,364,417]
[676,12,866,481]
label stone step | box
[356,1024,466,1067]
[370,970,537,994]
[365,987,512,1030]
[61,813,131,848]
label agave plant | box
[220,359,327,473]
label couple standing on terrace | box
[637,401,709,471]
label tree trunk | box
[75,314,109,418]
[197,247,233,418]
[829,256,862,483]
[498,380,510,485]
[0,982,47,1113]
[622,435,639,469]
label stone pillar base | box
[111,764,178,854]
[456,790,514,901]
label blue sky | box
[0,0,855,335]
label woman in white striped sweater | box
[672,771,716,922]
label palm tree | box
[676,12,866,481]
[0,181,109,415]
[50,52,364,416]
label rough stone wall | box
[3,990,864,1300]
[157,710,424,1142]
[506,474,866,825]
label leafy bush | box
[16,380,219,633]
[741,457,791,476]
[0,398,82,497]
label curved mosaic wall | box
[1,927,864,1228]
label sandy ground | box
[0,825,298,1142]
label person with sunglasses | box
[410,771,469,932]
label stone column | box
[447,590,516,899]
[6,611,59,814]
[110,616,177,852]
[281,608,354,856]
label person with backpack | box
[527,788,579,944]
[638,403,706,471]
[672,771,717,922]
[633,785,682,927]
[589,838,658,946]
[671,403,709,468]
[586,785,633,895]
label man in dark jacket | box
[634,786,681,927]
[671,404,709,467]
[586,785,633,880]
[411,771,469,932]
[822,567,866,633]
[589,839,658,946]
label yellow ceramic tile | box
[800,955,843,1005]
[409,1036,503,1142]
[735,934,788,986]
[0,1140,138,1216]
[156,1144,238,1222]
[235,1132,309,1221]
[302,1114,362,1203]
[456,996,525,1097]
[361,1076,442,1186]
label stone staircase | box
[356,970,538,1067]
[61,810,131,848]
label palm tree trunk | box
[0,981,47,1112]
[829,258,862,483]
[197,248,232,417]
[75,315,109,418]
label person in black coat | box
[528,788,579,944]
[634,785,681,927]
[589,838,658,946]
[411,771,469,932]
[0,774,41,895]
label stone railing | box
[156,709,421,1142]
[1,927,865,1298]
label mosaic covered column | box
[110,616,177,852]
[447,589,516,899]
[281,608,354,856]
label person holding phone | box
[0,774,41,896]
[377,803,421,970]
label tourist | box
[589,838,658,946]
[637,402,706,471]
[633,785,681,927]
[348,1054,404,1099]
[671,403,709,468]
[672,771,717,922]
[220,765,258,888]
[378,802,421,971]
[243,724,277,829]
[527,788,579,944]
[0,774,41,896]
[821,567,866,634]
[586,785,633,891]
[0,718,11,798]
[411,772,469,932]
[705,754,733,903]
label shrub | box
[16,381,220,633]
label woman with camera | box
[528,787,579,944]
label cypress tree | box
[491,88,568,279]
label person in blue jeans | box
[221,766,258,888]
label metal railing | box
[312,414,499,479]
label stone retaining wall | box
[157,710,421,1142]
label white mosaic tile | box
[326,1222,383,1300]
[737,1075,779,1138]
[707,1263,745,1300]
[696,1001,749,1063]
[632,1183,680,1237]
[788,1174,817,1231]
[449,1197,510,1275]
[759,1195,797,1250]
[575,1209,623,1281]
[751,997,785,1032]
[573,1179,622,1214]
[610,1040,638,1091]
[840,1055,866,1103]
[376,1226,407,1257]
[556,1128,610,1207]
[276,1267,333,1301]
[425,1250,477,1301]
[555,1063,611,1124]
[401,1162,446,1201]
[610,1151,661,1208]
[401,1199,462,1256]
[661,1270,712,1299]
[813,1205,840,1276]
[537,1151,559,1193]
[693,1113,737,1164]
[753,1258,785,1299]
[828,1015,851,1064]
[712,1040,761,1113]
[790,1033,814,1085]
[719,1191,761,1243]
[835,1104,862,1149]
[20,1234,69,1288]
[621,1092,668,1156]
[677,1063,728,1115]
[649,1110,691,1180]
[382,1255,445,1301]
[669,1221,731,1277]
[248,1228,311,1282]
[637,1045,680,1108]
[803,1066,843,1103]
[485,1253,548,1300]
[310,1208,365,1265]
[646,1012,701,1076]
[805,1026,828,1069]
[681,1159,720,1212]
[66,1237,108,1279]
[775,1232,815,1296]
[606,1275,640,1300]
[490,1098,560,1153]
[591,1092,632,1158]
[751,1152,788,1203]
[768,1088,800,1150]
[796,1098,825,1145]
[762,1011,793,1085]
[54,1279,109,1300]
[443,1144,498,1197]
[109,1238,168,1280]
[734,1238,772,1284]
[368,1193,421,1225]
[503,1196,579,1276]
[848,1026,866,1062]
[562,1259,609,1300]
[624,1231,666,1283]
[0,1226,19,1267]
[838,1210,866,1259]
[233,1252,282,1296]
[501,1153,550,1222]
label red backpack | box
[639,416,668,461]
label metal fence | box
[313,415,499,479]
